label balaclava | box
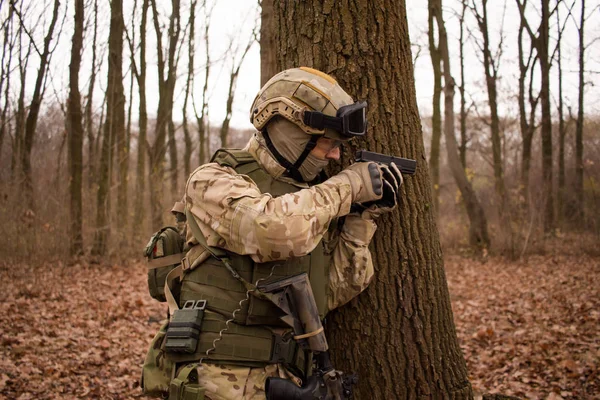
[265,117,330,182]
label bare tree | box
[516,0,554,233]
[574,0,586,224]
[516,0,540,211]
[68,0,85,255]
[127,0,150,234]
[428,0,442,214]
[458,0,469,169]
[182,0,197,178]
[92,0,126,255]
[148,0,182,230]
[193,2,213,165]
[471,0,513,253]
[15,0,62,209]
[85,0,100,189]
[0,5,16,163]
[219,26,257,148]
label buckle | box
[181,257,191,271]
[270,334,297,364]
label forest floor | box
[0,252,598,399]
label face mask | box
[266,118,330,182]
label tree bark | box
[272,1,473,398]
[92,0,125,255]
[260,0,277,86]
[68,0,85,255]
[428,0,442,215]
[0,6,15,163]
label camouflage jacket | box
[184,133,378,310]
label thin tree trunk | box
[92,0,125,255]
[273,1,474,398]
[86,0,99,189]
[0,6,15,162]
[556,3,566,227]
[68,0,85,255]
[20,0,61,209]
[149,0,181,230]
[220,34,255,148]
[428,0,442,214]
[182,0,196,178]
[539,0,554,233]
[574,0,585,224]
[133,0,149,234]
[458,0,468,169]
[193,3,211,165]
[474,0,512,254]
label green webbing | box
[185,208,276,304]
[169,363,204,400]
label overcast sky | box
[6,0,600,131]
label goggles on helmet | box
[303,101,367,138]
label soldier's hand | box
[338,162,386,204]
[349,162,403,217]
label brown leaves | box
[447,254,600,399]
[0,260,164,399]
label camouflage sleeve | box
[185,163,354,262]
[326,214,377,310]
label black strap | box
[292,135,319,170]
[262,129,306,183]
[303,110,343,132]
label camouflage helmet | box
[250,67,366,139]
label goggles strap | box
[262,129,306,183]
[303,111,343,132]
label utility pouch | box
[141,321,176,397]
[169,363,205,400]
[144,227,186,302]
[165,300,206,354]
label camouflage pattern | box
[141,321,175,396]
[183,133,380,395]
[197,362,300,400]
[250,67,354,139]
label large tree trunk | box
[68,0,85,255]
[260,0,277,85]
[92,0,125,255]
[272,1,473,398]
[428,0,442,215]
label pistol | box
[355,150,417,175]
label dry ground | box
[0,253,598,399]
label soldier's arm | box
[186,163,354,262]
[325,214,377,310]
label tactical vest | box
[173,148,333,368]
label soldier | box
[152,67,402,400]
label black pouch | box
[165,300,206,353]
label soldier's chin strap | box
[262,129,319,183]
